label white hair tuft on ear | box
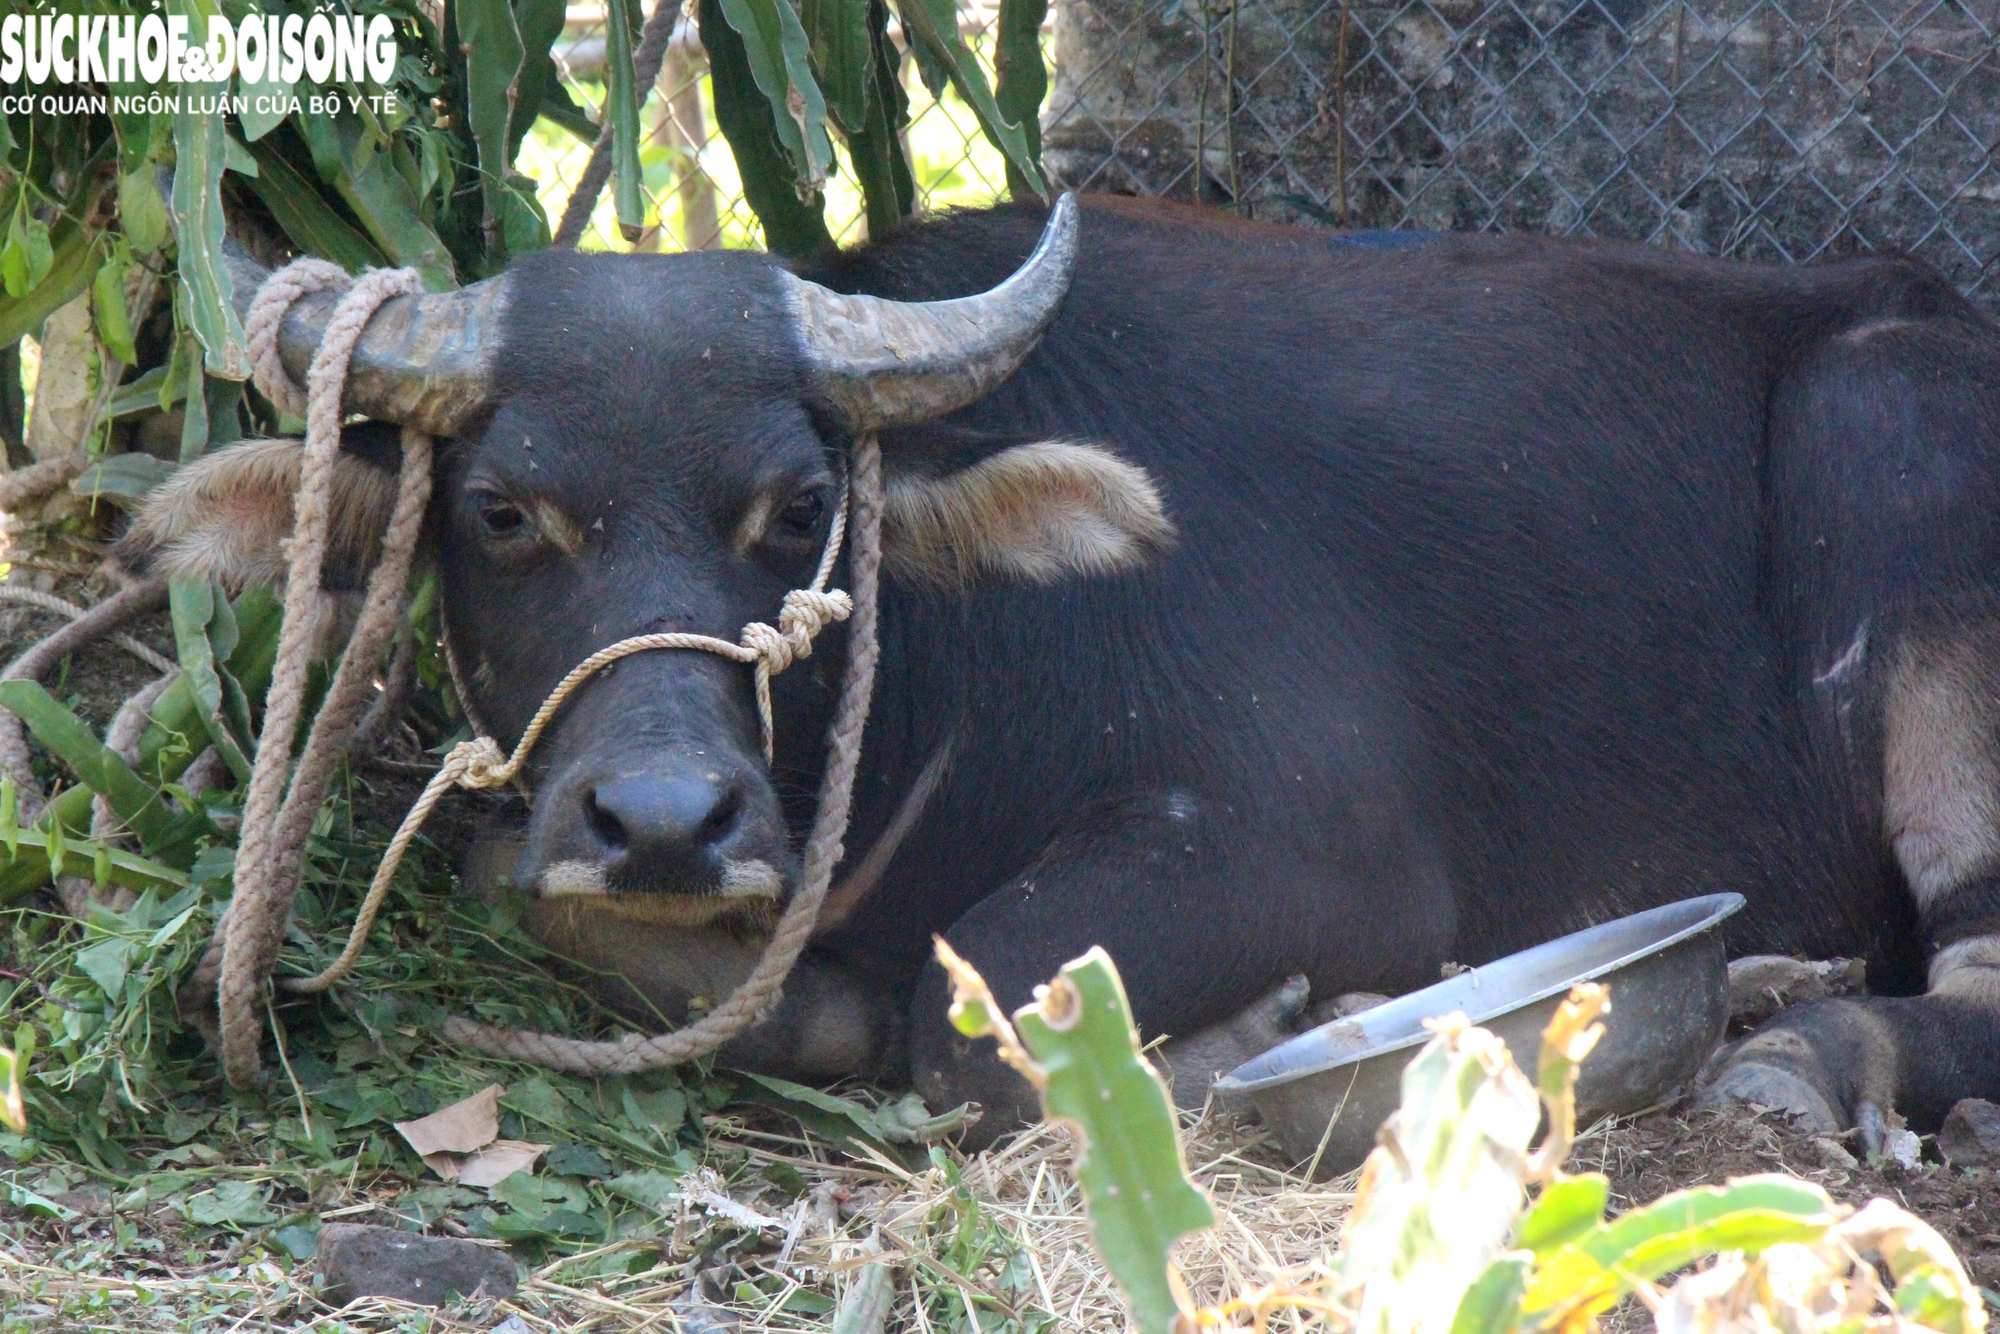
[883,440,1176,589]
[117,437,402,593]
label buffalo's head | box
[122,200,1174,937]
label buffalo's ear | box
[116,433,403,593]
[882,440,1176,588]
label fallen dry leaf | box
[422,1151,464,1182]
[395,1084,502,1158]
[456,1140,552,1189]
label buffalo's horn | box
[782,193,1080,433]
[222,243,506,437]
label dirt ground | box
[1593,1105,2000,1288]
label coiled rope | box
[207,259,882,1086]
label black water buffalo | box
[129,195,2000,1147]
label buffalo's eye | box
[477,496,529,538]
[779,489,828,536]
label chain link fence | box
[534,0,2000,301]
[1045,0,2000,297]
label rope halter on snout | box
[211,258,885,1087]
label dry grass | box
[0,1106,1359,1332]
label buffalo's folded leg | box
[1156,974,1312,1110]
[1701,991,2000,1141]
[1706,876,2000,1139]
[1707,613,2000,1131]
[909,785,1451,1151]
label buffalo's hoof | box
[1695,1060,1842,1131]
[1695,1024,1846,1131]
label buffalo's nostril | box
[700,785,744,846]
[583,772,748,870]
[585,789,632,853]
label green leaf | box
[0,681,181,857]
[832,1257,894,1333]
[168,342,242,458]
[0,1043,23,1134]
[107,366,176,420]
[457,0,527,251]
[223,135,260,179]
[892,0,1047,195]
[117,165,173,254]
[241,141,386,274]
[1515,1173,1609,1256]
[1012,949,1215,1334]
[270,1222,319,1260]
[847,0,915,238]
[1523,1176,1837,1322]
[2,211,53,299]
[91,247,137,366]
[0,219,97,348]
[603,0,648,243]
[700,0,834,259]
[497,175,552,258]
[605,1168,684,1214]
[537,85,601,144]
[1451,1253,1530,1334]
[617,1081,689,1140]
[184,1179,275,1227]
[544,1143,613,1178]
[121,583,276,799]
[739,1072,886,1139]
[503,1077,572,1131]
[170,106,251,379]
[237,74,294,145]
[0,826,187,907]
[486,1172,598,1240]
[1579,1176,1834,1272]
[109,105,158,175]
[169,579,253,786]
[994,0,1050,197]
[804,0,873,134]
[293,114,454,290]
[508,0,572,164]
[715,0,836,191]
[6,1179,78,1220]
[146,902,200,950]
[74,936,139,1001]
[72,452,177,507]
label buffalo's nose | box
[585,771,747,870]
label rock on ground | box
[316,1223,518,1307]
[1938,1097,2000,1170]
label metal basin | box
[1213,893,1744,1179]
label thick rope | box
[57,669,178,917]
[213,260,883,1083]
[352,621,418,755]
[552,4,686,249]
[214,263,434,1087]
[0,579,167,820]
[0,587,179,674]
[0,454,89,511]
[436,438,882,1073]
